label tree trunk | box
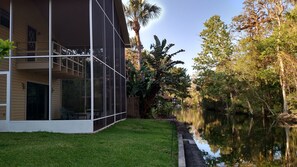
[274,1,288,113]
[285,127,290,163]
[142,84,161,118]
[246,99,254,115]
[133,20,142,69]
[248,117,254,136]
[279,56,288,113]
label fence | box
[127,96,140,118]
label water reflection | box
[175,109,297,166]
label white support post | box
[48,0,52,120]
[89,0,94,123]
[7,0,13,122]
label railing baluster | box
[14,41,85,78]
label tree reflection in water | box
[175,109,297,166]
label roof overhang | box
[114,0,130,47]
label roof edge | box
[114,0,130,47]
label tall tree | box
[233,0,295,113]
[141,36,184,116]
[124,0,161,68]
[165,67,191,106]
[193,15,234,111]
[126,36,185,117]
[194,15,233,72]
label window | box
[0,8,9,28]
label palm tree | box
[124,0,161,68]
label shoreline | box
[174,120,206,167]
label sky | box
[123,0,244,76]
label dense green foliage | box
[126,36,190,118]
[0,39,14,60]
[124,1,190,117]
[194,2,297,116]
[0,119,177,167]
[193,15,236,112]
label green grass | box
[0,119,178,167]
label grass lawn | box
[0,119,177,167]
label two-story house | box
[0,0,129,133]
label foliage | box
[125,37,139,69]
[232,0,297,113]
[193,2,297,116]
[194,15,233,72]
[183,80,201,108]
[151,98,174,118]
[126,35,188,118]
[165,67,191,101]
[193,15,235,113]
[0,119,178,167]
[124,0,161,67]
[0,39,14,60]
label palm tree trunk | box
[134,30,142,69]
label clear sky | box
[123,0,244,76]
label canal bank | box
[175,109,297,166]
[175,120,206,167]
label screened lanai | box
[0,0,129,133]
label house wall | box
[0,0,10,39]
[0,74,7,120]
[0,1,10,120]
[0,27,9,40]
[9,0,61,120]
[12,0,49,54]
[0,1,10,71]
[2,0,128,133]
[10,71,62,120]
[52,79,61,119]
[10,70,48,120]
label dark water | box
[176,109,297,167]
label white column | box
[89,0,94,123]
[48,0,52,120]
[7,0,13,121]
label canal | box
[176,109,297,166]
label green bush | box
[0,39,14,59]
[288,93,297,113]
[151,99,174,118]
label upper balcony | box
[9,0,91,79]
[15,41,87,79]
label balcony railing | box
[15,41,88,78]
